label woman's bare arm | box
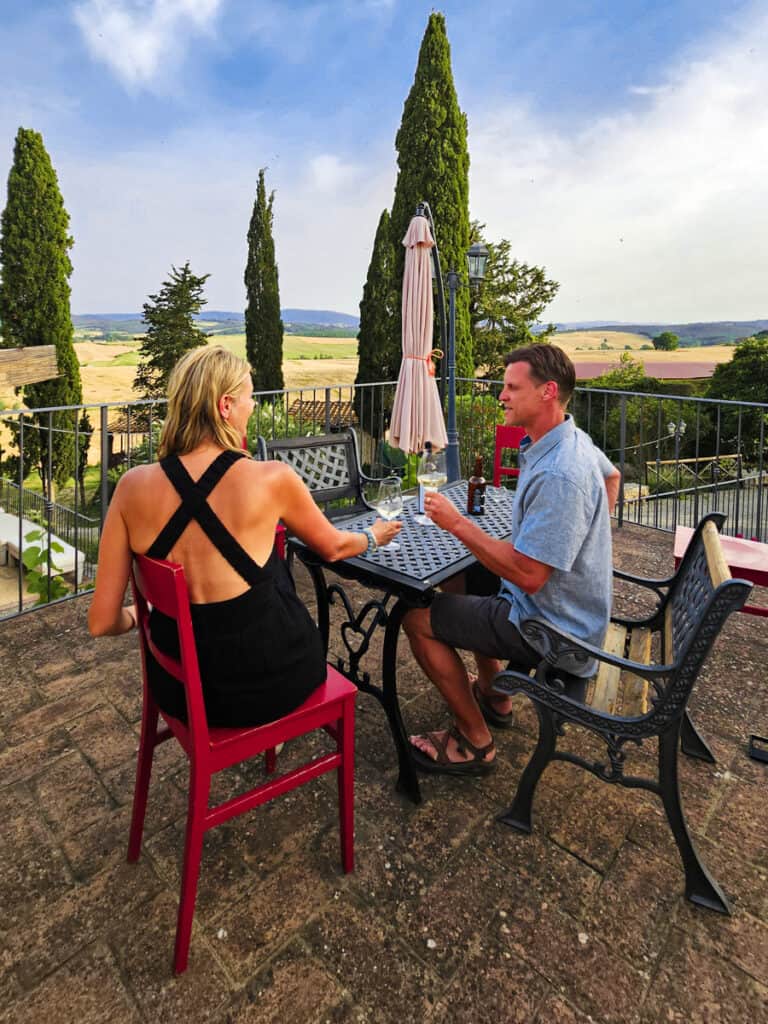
[87,476,137,636]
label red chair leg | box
[265,747,277,775]
[173,772,210,974]
[127,700,160,862]
[338,698,355,874]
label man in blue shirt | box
[405,344,620,776]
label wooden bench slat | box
[588,622,627,714]
[702,520,732,588]
[619,627,652,716]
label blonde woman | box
[89,346,401,726]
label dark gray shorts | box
[430,592,540,668]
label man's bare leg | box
[440,573,513,716]
[403,606,494,764]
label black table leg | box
[381,598,422,804]
[296,552,422,804]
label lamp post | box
[414,202,488,482]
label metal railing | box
[0,378,765,619]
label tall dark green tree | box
[134,262,210,401]
[355,209,399,393]
[469,224,560,380]
[389,12,472,380]
[244,168,284,391]
[0,127,85,496]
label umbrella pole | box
[445,269,461,482]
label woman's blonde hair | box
[158,346,252,458]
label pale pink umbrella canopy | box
[389,215,448,453]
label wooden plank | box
[702,521,732,589]
[619,627,652,716]
[0,346,58,386]
[589,622,627,713]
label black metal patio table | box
[291,481,517,804]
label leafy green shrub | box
[22,528,69,603]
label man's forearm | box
[449,516,549,594]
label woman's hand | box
[423,491,463,532]
[371,518,402,547]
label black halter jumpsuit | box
[144,450,326,727]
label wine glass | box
[414,448,447,525]
[373,477,402,550]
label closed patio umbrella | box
[389,214,448,454]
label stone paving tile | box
[203,857,336,983]
[109,892,232,1023]
[5,689,105,745]
[674,901,768,986]
[0,678,41,728]
[639,925,768,1023]
[496,898,649,1024]
[61,775,188,881]
[704,776,768,870]
[0,804,74,930]
[0,726,74,785]
[66,703,142,772]
[0,943,140,1024]
[35,663,110,703]
[393,841,518,980]
[575,840,681,966]
[303,897,444,1023]
[31,748,115,837]
[226,940,349,1023]
[546,774,636,873]
[4,858,164,988]
[432,936,551,1022]
[483,819,602,920]
[533,993,602,1023]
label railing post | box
[617,396,626,528]
[99,405,109,530]
[324,388,332,433]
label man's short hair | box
[504,344,576,406]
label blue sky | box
[1,0,766,322]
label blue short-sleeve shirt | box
[498,416,613,676]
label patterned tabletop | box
[295,481,517,596]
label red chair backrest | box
[493,424,526,486]
[131,554,210,750]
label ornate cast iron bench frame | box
[255,429,385,521]
[492,512,752,914]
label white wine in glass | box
[373,477,402,550]
[415,448,447,525]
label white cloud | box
[469,8,768,321]
[72,0,223,89]
[306,154,363,193]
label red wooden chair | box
[492,424,526,487]
[128,554,356,974]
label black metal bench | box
[492,512,752,914]
[255,428,384,520]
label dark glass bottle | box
[467,455,486,516]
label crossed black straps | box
[147,450,266,587]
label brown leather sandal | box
[410,725,496,777]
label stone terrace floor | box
[0,523,767,1023]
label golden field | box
[0,331,738,410]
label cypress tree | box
[390,12,472,380]
[244,168,284,391]
[355,209,399,392]
[133,262,210,400]
[0,127,84,496]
